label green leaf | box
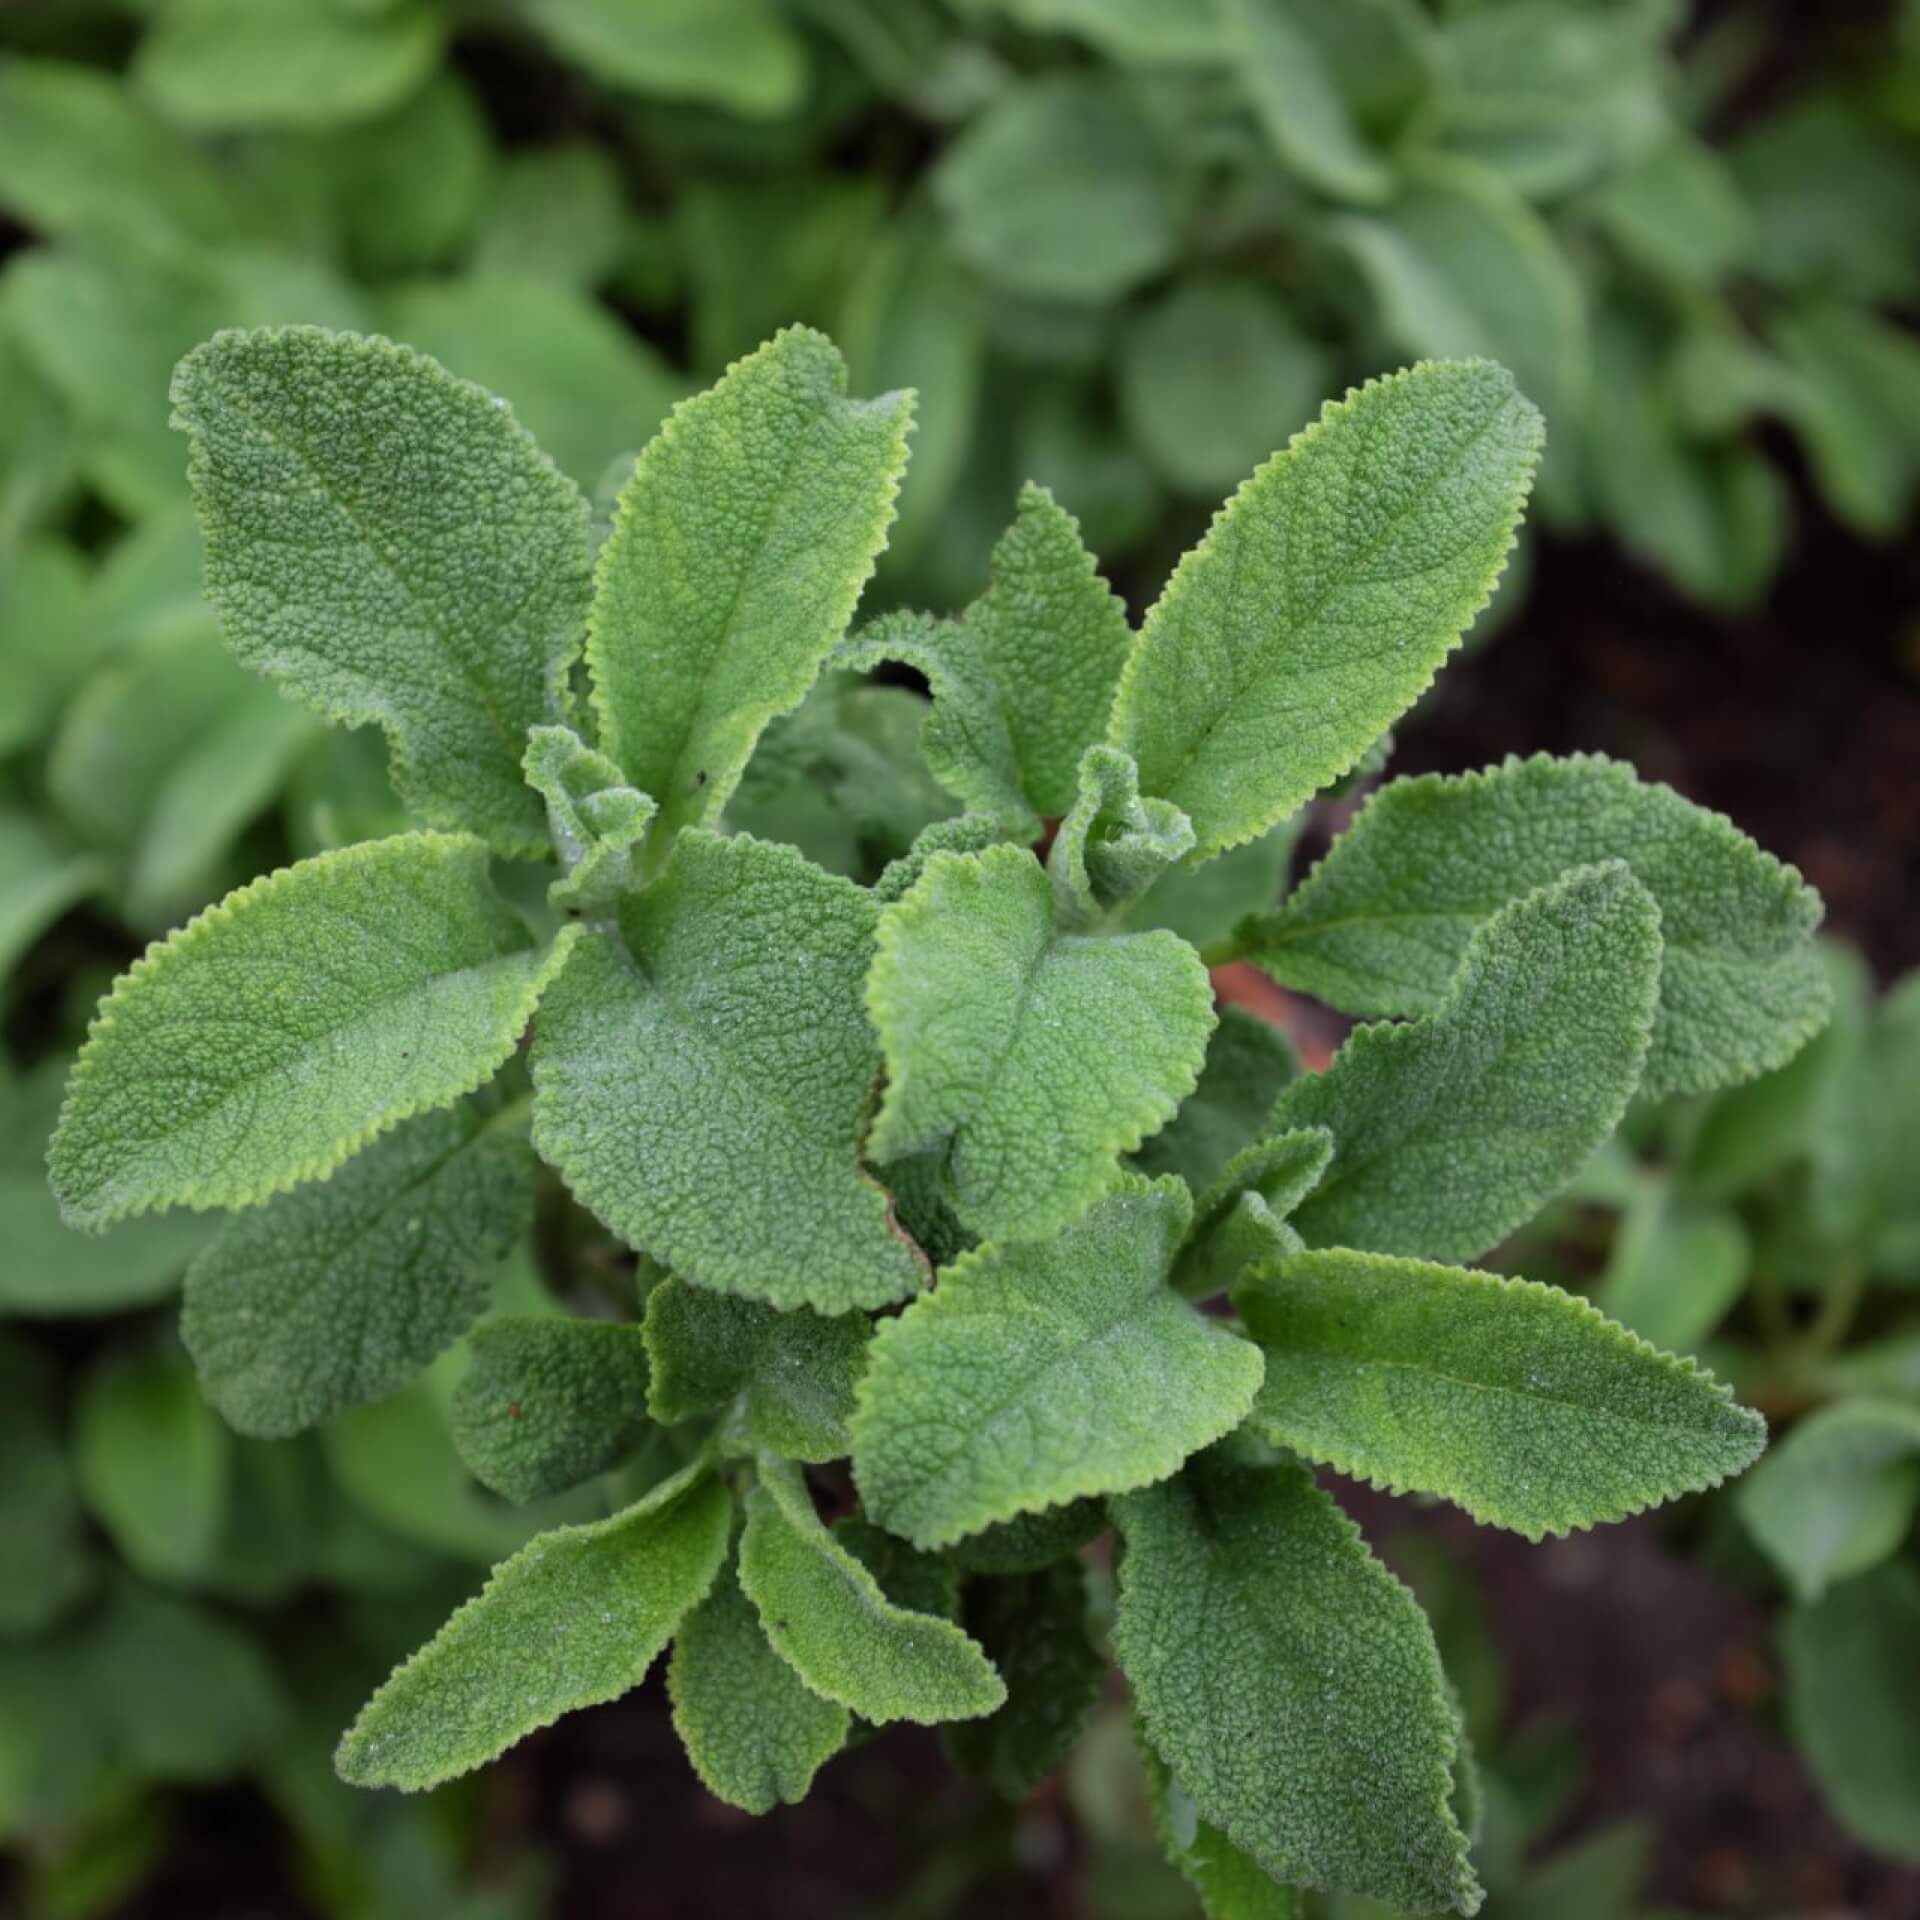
[75,1347,231,1585]
[1245,754,1829,1099]
[643,1276,871,1464]
[522,0,807,117]
[1736,1401,1920,1602]
[1238,1249,1766,1538]
[522,725,657,914]
[1138,1733,1305,1920]
[1269,863,1661,1261]
[934,75,1180,303]
[182,1096,534,1438]
[853,1178,1263,1549]
[1133,1006,1300,1196]
[530,830,926,1314]
[0,538,90,761]
[945,1562,1104,1802]
[474,145,631,291]
[1048,747,1196,929]
[0,811,102,982]
[336,1459,731,1789]
[451,1316,654,1504]
[172,326,593,855]
[980,0,1227,62]
[1782,1563,1920,1866]
[1811,969,1920,1280]
[134,0,444,131]
[947,1499,1107,1577]
[1173,1127,1331,1299]
[1129,820,1300,952]
[669,1545,850,1812]
[867,844,1215,1243]
[1596,1189,1749,1354]
[0,1335,95,1636]
[50,832,577,1230]
[1113,1445,1478,1915]
[738,1456,1005,1725]
[587,327,911,850]
[1107,360,1542,862]
[1119,278,1333,501]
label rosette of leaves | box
[46,323,1822,1915]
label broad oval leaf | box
[852,1178,1264,1549]
[1238,1249,1767,1538]
[522,0,807,118]
[1271,862,1661,1262]
[50,833,576,1230]
[587,326,912,848]
[531,830,925,1315]
[336,1458,731,1790]
[1113,1446,1479,1916]
[1108,360,1542,861]
[1247,753,1829,1098]
[172,327,592,855]
[868,844,1215,1243]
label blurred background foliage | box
[2,1,1918,1915]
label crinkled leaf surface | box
[1133,1006,1300,1196]
[1107,361,1541,860]
[451,1316,654,1504]
[1247,754,1828,1098]
[587,327,911,848]
[947,1499,1107,1577]
[644,1276,870,1463]
[1736,1400,1920,1602]
[868,845,1214,1243]
[172,327,592,855]
[181,1096,533,1437]
[1113,1446,1479,1915]
[1271,863,1661,1261]
[51,834,576,1230]
[738,1456,1004,1726]
[1138,1733,1305,1920]
[1239,1249,1766,1538]
[1048,747,1196,928]
[531,830,925,1314]
[1174,1127,1331,1299]
[336,1459,730,1789]
[670,1545,850,1813]
[854,1178,1261,1548]
[522,724,656,914]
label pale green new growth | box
[336,1459,731,1791]
[1114,1446,1479,1915]
[868,844,1215,1242]
[451,1316,654,1504]
[739,1457,1005,1725]
[669,1548,851,1814]
[587,327,912,848]
[181,1096,533,1437]
[522,724,657,914]
[171,328,592,855]
[1238,1250,1767,1538]
[1245,754,1829,1096]
[531,831,925,1314]
[644,1276,871,1464]
[1173,1126,1331,1299]
[853,1179,1261,1548]
[1273,863,1661,1261]
[51,834,577,1230]
[1133,1006,1301,1195]
[1736,1399,1920,1601]
[1048,746,1196,928]
[1108,360,1541,860]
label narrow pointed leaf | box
[336,1459,730,1789]
[1245,754,1828,1097]
[1107,360,1540,860]
[586,327,912,845]
[172,328,592,855]
[531,831,925,1314]
[1113,1447,1479,1915]
[1238,1249,1767,1538]
[1272,862,1661,1261]
[51,834,577,1230]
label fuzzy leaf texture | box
[852,1178,1263,1549]
[1271,862,1661,1261]
[336,1459,730,1790]
[1048,746,1196,927]
[1107,360,1541,861]
[1244,754,1829,1096]
[51,834,577,1230]
[867,844,1215,1243]
[1114,1445,1479,1915]
[1174,1127,1332,1299]
[738,1456,1005,1726]
[531,830,925,1314]
[171,328,592,856]
[1138,1735,1308,1920]
[522,724,657,915]
[1238,1250,1767,1538]
[180,1094,535,1437]
[586,327,911,848]
[1133,1006,1301,1195]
